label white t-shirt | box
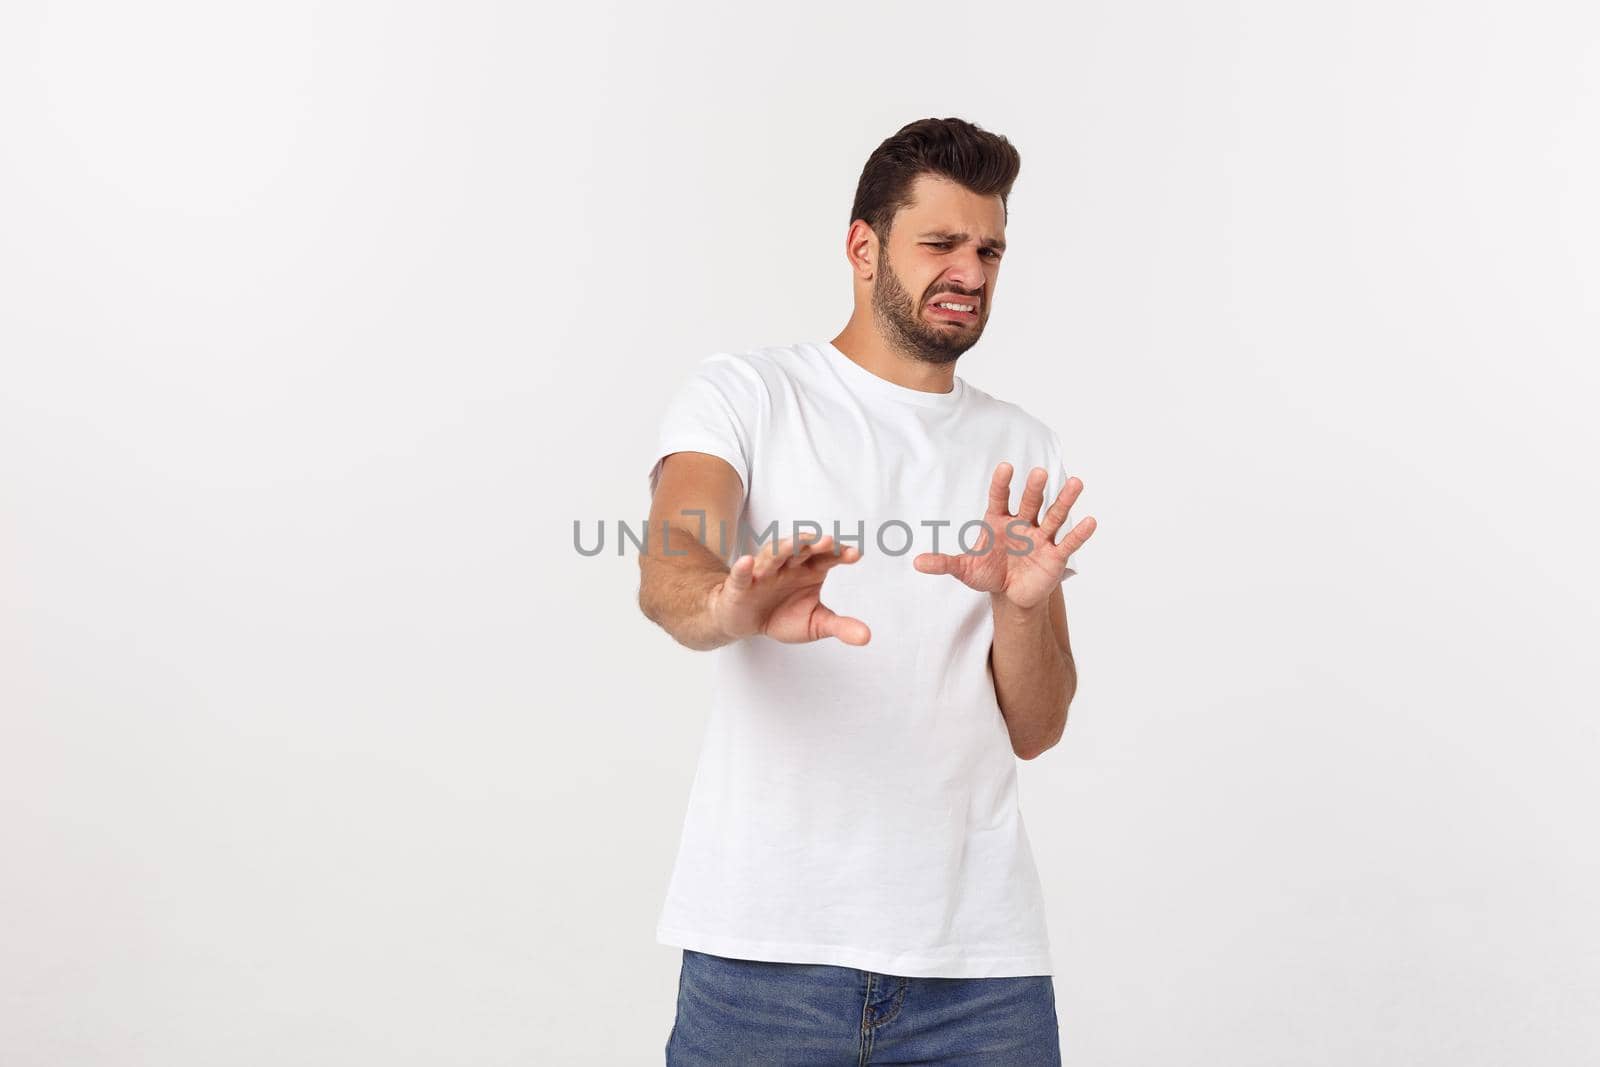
[645,339,1081,979]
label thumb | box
[912,551,965,577]
[812,603,871,646]
[723,554,755,592]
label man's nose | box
[943,254,988,293]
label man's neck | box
[828,325,958,395]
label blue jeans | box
[665,949,1062,1065]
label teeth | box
[934,302,974,312]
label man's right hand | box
[708,533,872,646]
[641,452,871,651]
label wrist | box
[703,575,730,632]
[990,590,1049,622]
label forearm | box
[638,525,736,651]
[989,595,1075,759]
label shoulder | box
[677,342,815,394]
[669,343,831,422]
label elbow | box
[636,578,657,626]
[1027,662,1077,757]
[636,568,718,651]
[1015,702,1071,761]
[1015,735,1057,761]
[636,567,669,632]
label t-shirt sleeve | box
[646,354,765,500]
[1044,429,1081,579]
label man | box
[639,116,1095,1065]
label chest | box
[746,399,1042,549]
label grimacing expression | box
[870,231,993,366]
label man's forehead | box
[898,180,1006,248]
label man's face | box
[870,173,1006,365]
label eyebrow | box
[917,230,1007,252]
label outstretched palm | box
[913,462,1095,610]
[710,532,872,646]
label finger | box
[752,536,796,579]
[1016,466,1048,527]
[1038,476,1084,541]
[812,603,871,646]
[1051,515,1097,558]
[912,551,964,577]
[777,532,835,574]
[793,533,835,560]
[805,543,863,571]
[986,462,1015,517]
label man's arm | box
[637,451,746,650]
[989,583,1076,760]
[913,460,1091,760]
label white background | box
[3,2,1597,1063]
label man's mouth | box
[926,299,979,323]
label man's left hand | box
[913,462,1096,610]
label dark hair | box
[848,117,1021,240]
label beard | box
[871,245,983,366]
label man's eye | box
[925,241,1001,259]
